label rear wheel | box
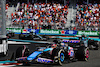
[94,43,99,50]
[85,49,89,61]
[16,46,23,58]
[16,45,30,58]
[76,46,89,61]
[16,46,30,66]
[94,47,99,50]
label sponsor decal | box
[31,29,36,33]
[69,30,74,34]
[22,29,27,33]
[39,29,77,35]
[6,28,38,34]
[40,29,59,34]
[60,30,66,34]
[22,29,37,34]
[37,58,52,63]
[6,28,22,34]
[27,58,33,60]
[63,40,80,43]
[13,29,22,33]
[78,31,99,36]
[16,57,27,60]
[70,51,74,57]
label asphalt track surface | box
[0,43,99,67]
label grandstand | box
[6,0,100,31]
[75,0,100,31]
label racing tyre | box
[58,50,65,65]
[15,45,30,58]
[89,45,94,50]
[16,46,23,58]
[52,49,65,66]
[84,48,89,61]
[94,43,99,50]
[94,47,99,50]
[76,46,89,61]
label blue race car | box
[24,42,76,66]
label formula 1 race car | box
[20,41,76,66]
[6,30,15,38]
[58,35,99,50]
[15,39,89,66]
[78,35,99,50]
[88,39,99,50]
[19,32,49,41]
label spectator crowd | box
[11,2,69,29]
[75,0,100,31]
[7,0,100,31]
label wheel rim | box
[60,53,64,62]
[86,50,89,58]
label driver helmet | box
[60,42,65,47]
[51,44,57,48]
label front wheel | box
[94,44,99,50]
[53,49,65,66]
[58,52,65,65]
[76,46,89,61]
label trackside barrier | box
[6,28,99,36]
[39,29,78,35]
